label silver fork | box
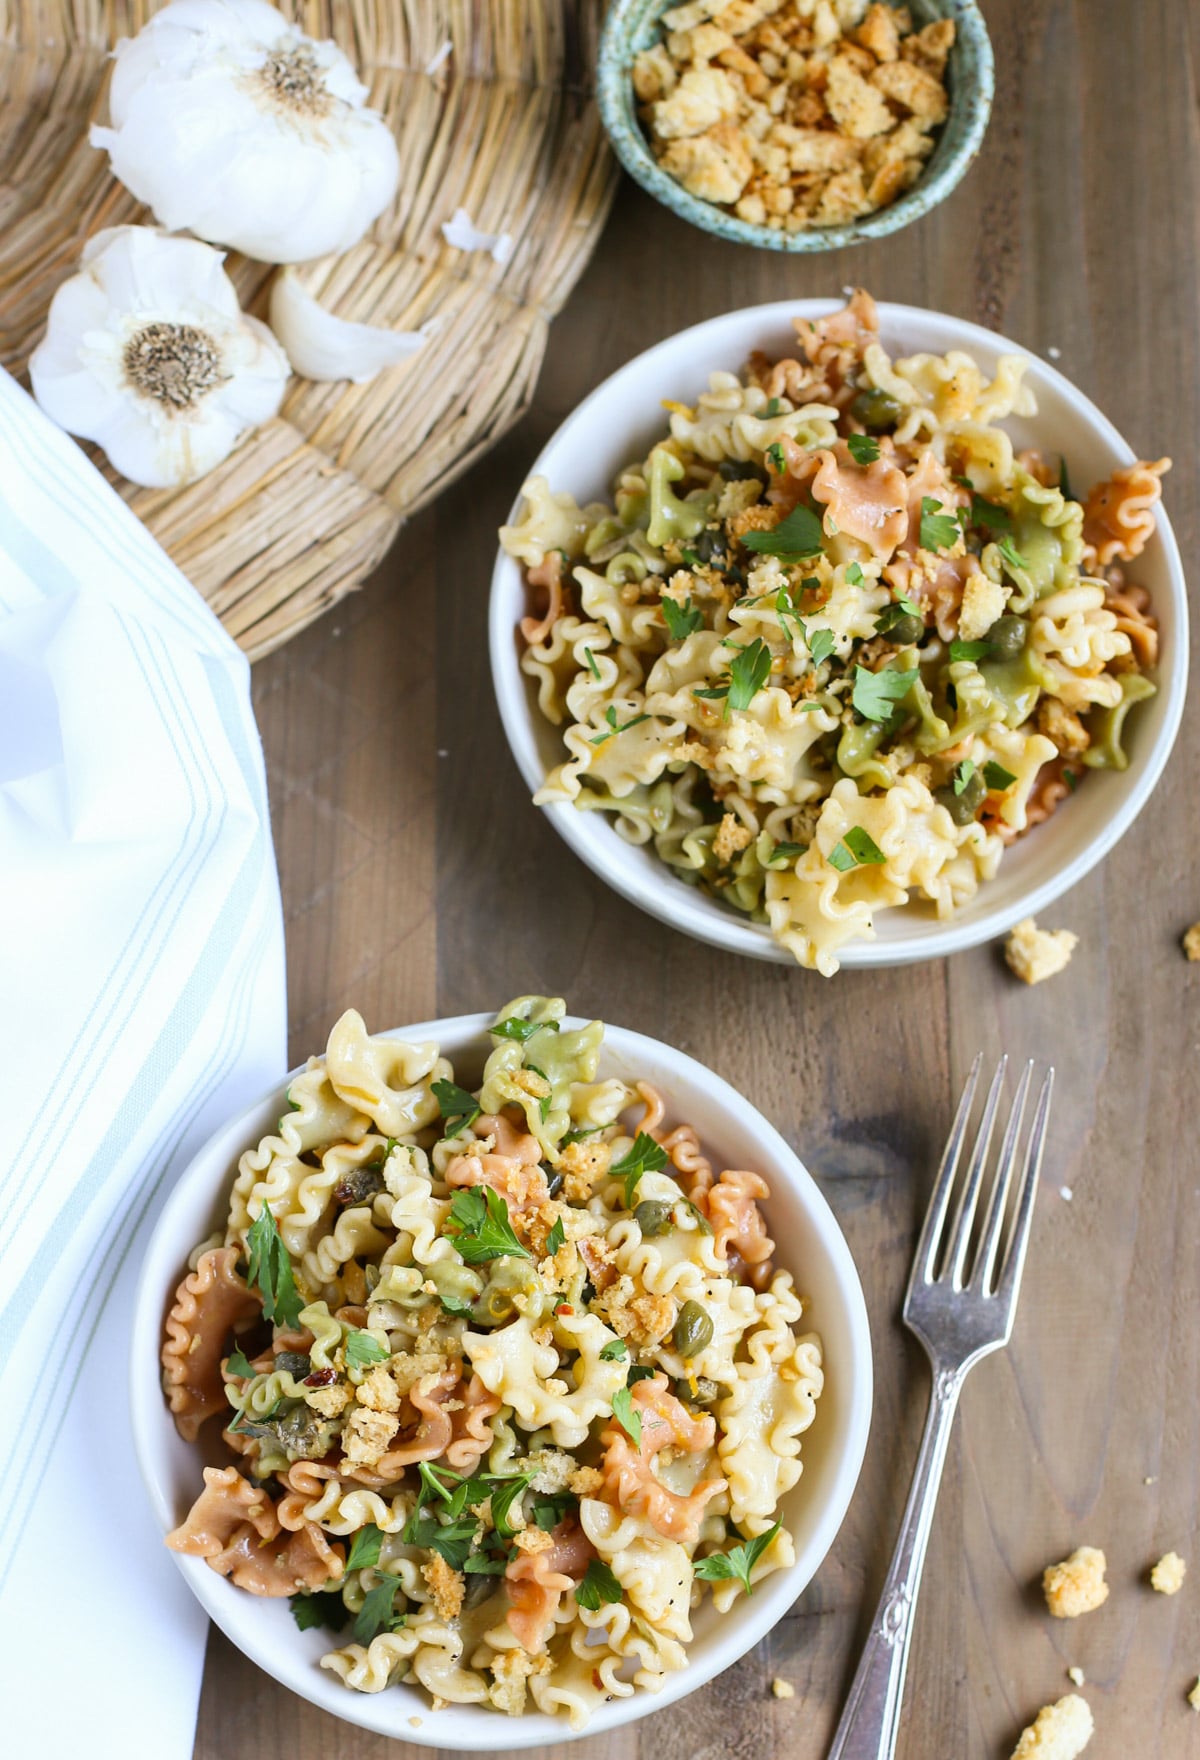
[827,1055,1054,1760]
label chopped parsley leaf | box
[245,1203,303,1329]
[692,1522,781,1595]
[952,759,976,796]
[763,397,783,417]
[583,645,601,680]
[489,1471,537,1537]
[599,1337,629,1360]
[847,433,880,465]
[352,1573,407,1645]
[767,840,805,865]
[546,1216,566,1255]
[291,1590,349,1634]
[969,492,1012,534]
[845,561,864,585]
[1058,454,1074,502]
[492,1013,559,1045]
[590,705,652,746]
[533,1492,577,1531]
[575,1558,623,1611]
[983,760,1017,791]
[874,597,922,636]
[996,535,1027,573]
[346,1524,384,1573]
[742,502,824,561]
[225,1347,254,1379]
[851,664,917,722]
[827,826,886,871]
[949,639,992,663]
[611,1385,642,1447]
[610,1130,669,1208]
[805,624,836,667]
[766,441,786,474]
[919,497,960,552]
[662,596,704,641]
[344,1329,390,1371]
[432,1077,481,1138]
[445,1184,531,1264]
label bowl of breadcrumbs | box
[598,0,993,250]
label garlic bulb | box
[29,226,290,489]
[269,269,424,383]
[90,0,400,264]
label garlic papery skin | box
[29,226,291,489]
[90,0,400,265]
[268,269,424,383]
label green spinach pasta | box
[162,1000,822,1725]
[500,292,1167,973]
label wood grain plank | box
[194,1,1200,1753]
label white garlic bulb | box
[268,268,425,382]
[90,0,400,265]
[30,226,291,488]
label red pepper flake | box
[591,1668,604,1691]
[555,1303,574,1316]
[304,1367,337,1387]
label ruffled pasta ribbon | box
[167,1464,344,1596]
[161,1247,261,1440]
[599,1373,724,1545]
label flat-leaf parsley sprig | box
[693,1521,782,1595]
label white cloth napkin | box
[0,370,286,1746]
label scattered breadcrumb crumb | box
[1150,1551,1187,1595]
[408,1717,423,1729]
[771,1676,796,1699]
[1059,1187,1073,1202]
[1067,1666,1085,1687]
[1189,1677,1200,1711]
[1010,1694,1093,1759]
[1145,1476,1158,1486]
[1047,346,1062,360]
[1043,1547,1109,1619]
[421,1553,465,1620]
[1005,917,1078,985]
[1182,922,1200,961]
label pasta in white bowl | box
[133,1004,872,1746]
[490,297,1188,971]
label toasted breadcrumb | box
[489,1647,551,1716]
[1010,1694,1093,1759]
[714,811,754,863]
[1067,1666,1085,1687]
[569,1464,605,1496]
[1043,1547,1109,1619]
[341,1404,400,1465]
[303,1383,350,1418]
[514,1524,555,1555]
[1151,1551,1187,1595]
[558,1137,612,1201]
[957,571,1009,642]
[1005,918,1078,986]
[771,1676,796,1699]
[528,1447,576,1494]
[355,1363,401,1413]
[1182,922,1200,961]
[421,1552,465,1620]
[1189,1677,1200,1711]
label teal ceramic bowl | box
[597,0,994,252]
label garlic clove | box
[29,224,291,489]
[268,268,424,383]
[91,0,400,264]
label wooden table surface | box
[195,2,1199,1752]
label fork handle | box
[826,1364,963,1760]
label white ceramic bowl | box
[490,301,1189,966]
[131,1013,873,1747]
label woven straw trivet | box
[0,1,616,658]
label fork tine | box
[908,1053,982,1289]
[943,1056,1007,1288]
[994,1069,1055,1308]
[970,1060,1033,1292]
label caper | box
[274,1351,311,1377]
[634,1199,674,1237]
[885,612,924,647]
[678,1375,723,1406]
[718,458,768,485]
[850,387,904,433]
[673,1299,714,1358]
[984,613,1027,659]
[934,768,987,825]
[693,528,727,565]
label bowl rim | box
[488,297,1190,969]
[596,0,995,253]
[130,1010,874,1747]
